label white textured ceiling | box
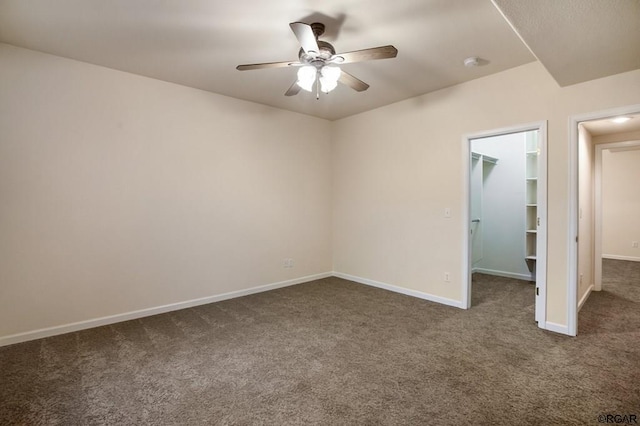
[492,0,640,87]
[0,0,638,120]
[0,0,535,120]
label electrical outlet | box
[633,241,639,249]
[283,258,295,268]
[444,272,450,282]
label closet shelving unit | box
[525,133,539,273]
[471,152,498,164]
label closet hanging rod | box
[471,152,498,164]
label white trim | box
[462,121,547,329]
[462,133,472,309]
[569,116,579,337]
[545,322,571,335]
[578,284,594,311]
[472,268,533,282]
[333,272,465,309]
[569,104,640,337]
[603,254,640,262]
[463,121,545,141]
[0,272,333,347]
[536,122,548,330]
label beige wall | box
[578,126,594,302]
[601,148,640,261]
[0,44,333,339]
[332,62,640,327]
[2,42,640,340]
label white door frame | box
[567,103,640,337]
[462,121,548,329]
[594,140,640,291]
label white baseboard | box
[472,268,534,282]
[544,321,572,336]
[578,284,594,312]
[603,254,640,262]
[332,272,464,309]
[0,272,333,347]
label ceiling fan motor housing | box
[298,40,336,64]
[297,22,336,66]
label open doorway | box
[569,104,640,336]
[573,111,640,333]
[462,122,547,329]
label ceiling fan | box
[236,22,398,99]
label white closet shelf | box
[525,135,539,268]
[471,152,499,164]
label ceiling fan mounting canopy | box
[236,21,398,97]
[309,22,326,38]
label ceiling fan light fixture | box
[321,65,341,81]
[320,65,341,93]
[297,65,317,92]
[320,78,338,94]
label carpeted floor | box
[1,260,638,425]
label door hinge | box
[537,217,540,226]
[576,236,578,243]
[536,287,539,296]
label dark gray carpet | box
[1,261,639,425]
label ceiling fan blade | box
[236,61,301,71]
[332,45,398,64]
[338,71,369,92]
[285,81,302,97]
[289,22,319,54]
